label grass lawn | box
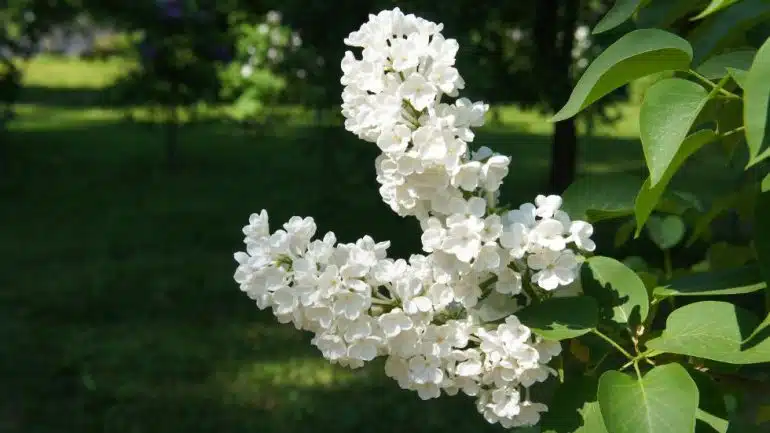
[0,56,739,433]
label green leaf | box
[640,78,710,186]
[541,377,609,433]
[516,296,598,340]
[727,67,748,88]
[593,0,644,34]
[755,190,770,285]
[576,402,610,433]
[692,0,743,20]
[763,173,770,192]
[696,49,756,79]
[646,214,686,250]
[597,364,699,433]
[688,0,770,64]
[635,130,718,232]
[689,369,729,433]
[653,265,767,298]
[553,29,693,121]
[646,301,770,364]
[708,242,756,271]
[636,0,702,29]
[562,174,644,222]
[743,312,770,345]
[745,36,770,166]
[582,256,649,324]
[697,408,730,433]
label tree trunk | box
[536,0,580,194]
[549,118,577,193]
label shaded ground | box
[0,56,740,433]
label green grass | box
[0,56,738,433]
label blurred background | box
[0,0,743,432]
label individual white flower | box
[452,161,482,191]
[442,215,484,263]
[527,248,579,291]
[530,219,567,251]
[399,73,438,111]
[569,220,596,252]
[494,267,522,295]
[535,194,563,218]
[271,285,300,315]
[428,63,461,94]
[420,217,445,252]
[499,222,530,259]
[454,348,483,376]
[408,355,444,385]
[377,124,412,153]
[392,276,433,314]
[513,401,549,427]
[379,308,414,337]
[427,282,455,308]
[481,214,503,242]
[333,291,371,320]
[348,337,381,361]
[313,334,347,361]
[388,328,421,358]
[481,155,510,191]
[243,209,270,239]
[505,202,536,226]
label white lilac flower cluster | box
[233,8,596,429]
[234,210,563,428]
[340,8,595,291]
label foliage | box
[551,0,770,431]
[106,1,231,111]
[217,10,324,124]
[0,0,80,132]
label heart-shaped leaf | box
[640,78,710,186]
[653,265,767,298]
[598,363,699,433]
[745,36,770,166]
[593,0,645,34]
[553,29,693,121]
[646,214,685,250]
[646,301,770,364]
[635,130,717,233]
[516,296,598,340]
[582,256,649,325]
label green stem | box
[721,126,745,139]
[587,351,611,376]
[688,70,741,99]
[521,279,542,304]
[633,360,644,380]
[592,329,634,360]
[476,275,499,302]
